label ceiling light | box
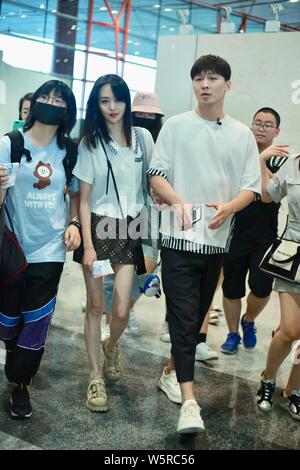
[153,3,160,7]
[161,25,167,29]
[52,9,57,13]
[164,8,173,12]
[40,3,45,9]
[134,51,140,55]
[169,27,175,31]
[20,14,27,18]
[71,24,77,30]
[289,0,299,3]
[99,6,107,10]
[134,41,140,45]
[111,10,118,14]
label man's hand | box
[260,144,289,162]
[207,202,234,230]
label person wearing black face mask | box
[0,80,80,420]
[32,101,66,126]
[131,91,164,144]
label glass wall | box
[0,0,296,117]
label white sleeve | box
[140,127,155,171]
[72,139,95,185]
[238,131,261,194]
[146,121,171,181]
[0,136,12,164]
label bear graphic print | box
[33,161,52,190]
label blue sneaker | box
[241,314,257,349]
[220,333,241,354]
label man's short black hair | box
[190,54,231,81]
[253,107,281,128]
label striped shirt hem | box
[161,235,225,254]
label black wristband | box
[68,220,81,230]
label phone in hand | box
[192,206,202,225]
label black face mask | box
[32,102,66,126]
[132,116,156,132]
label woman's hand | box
[0,165,9,188]
[64,225,81,251]
[83,247,97,273]
[260,144,289,162]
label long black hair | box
[84,74,132,151]
[23,80,77,149]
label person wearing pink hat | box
[132,92,164,143]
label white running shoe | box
[195,342,218,361]
[177,399,205,434]
[160,321,171,343]
[157,367,182,404]
[125,309,141,336]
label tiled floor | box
[1,254,299,450]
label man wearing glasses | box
[221,107,289,354]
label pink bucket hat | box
[132,92,164,116]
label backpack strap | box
[5,130,32,163]
[62,136,78,187]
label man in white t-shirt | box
[147,54,261,434]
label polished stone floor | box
[1,255,300,450]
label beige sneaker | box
[86,378,108,412]
[102,338,123,382]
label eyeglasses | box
[38,94,66,107]
[252,120,276,131]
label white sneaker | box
[208,310,220,325]
[101,323,110,342]
[195,342,218,361]
[177,399,205,434]
[125,309,141,336]
[157,367,181,404]
[160,321,170,343]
